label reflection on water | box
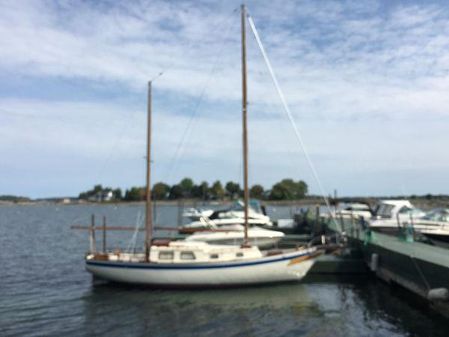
[0,204,447,337]
[79,278,448,337]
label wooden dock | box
[325,216,449,318]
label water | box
[0,204,447,337]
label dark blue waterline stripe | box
[86,250,313,270]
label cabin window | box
[158,251,174,260]
[378,205,394,218]
[210,254,219,259]
[236,252,244,257]
[180,251,196,260]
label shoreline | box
[1,197,446,210]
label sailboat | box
[84,5,322,287]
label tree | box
[209,180,225,200]
[78,185,105,200]
[113,188,122,200]
[200,181,209,200]
[79,192,88,200]
[124,187,144,201]
[179,178,194,198]
[250,184,264,199]
[225,181,241,199]
[192,181,209,200]
[296,180,308,198]
[152,182,170,200]
[93,184,103,194]
[269,179,308,200]
[168,184,183,200]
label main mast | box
[145,81,153,261]
[241,4,249,245]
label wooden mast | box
[241,4,249,245]
[145,81,153,261]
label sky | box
[1,0,449,198]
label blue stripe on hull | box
[86,250,313,270]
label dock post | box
[350,213,354,236]
[314,205,320,236]
[102,216,106,253]
[177,199,184,227]
[89,214,96,254]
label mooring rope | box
[126,211,143,253]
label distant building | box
[88,190,114,202]
[102,190,114,201]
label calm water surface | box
[0,204,447,337]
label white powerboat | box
[184,224,284,248]
[181,199,272,232]
[406,208,449,244]
[180,215,273,233]
[329,203,373,220]
[369,200,426,233]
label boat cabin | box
[149,241,263,263]
[372,200,424,220]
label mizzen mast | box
[145,81,153,261]
[241,4,249,245]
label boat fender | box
[370,253,379,272]
[321,235,326,245]
[427,288,449,302]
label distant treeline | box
[78,178,309,202]
[0,195,31,202]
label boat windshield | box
[422,209,449,222]
[398,206,424,217]
[376,204,395,218]
[229,199,261,213]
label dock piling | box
[102,216,107,253]
[89,214,96,254]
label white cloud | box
[2,0,449,196]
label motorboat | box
[181,199,271,230]
[369,200,426,234]
[180,200,272,233]
[332,203,372,220]
[407,208,449,244]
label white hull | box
[184,226,284,249]
[86,248,318,287]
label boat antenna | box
[241,4,250,246]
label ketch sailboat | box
[84,5,322,287]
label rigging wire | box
[126,211,143,253]
[246,12,339,228]
[152,8,239,224]
[162,7,239,184]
